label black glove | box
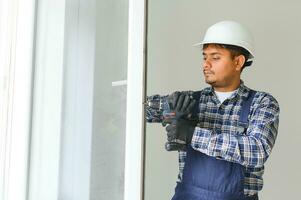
[164,92,197,151]
[165,92,196,121]
[166,118,196,143]
[165,141,186,151]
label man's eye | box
[213,57,220,60]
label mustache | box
[203,70,214,74]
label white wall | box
[145,0,301,199]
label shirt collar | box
[235,80,251,99]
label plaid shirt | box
[178,81,280,195]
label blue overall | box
[171,90,256,200]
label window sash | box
[124,0,147,200]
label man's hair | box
[203,43,251,69]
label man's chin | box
[205,79,215,85]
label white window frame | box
[28,0,147,199]
[28,0,96,199]
[124,0,147,200]
[0,0,36,199]
[27,0,66,198]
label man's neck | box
[214,80,241,92]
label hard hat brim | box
[192,41,254,59]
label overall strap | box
[239,90,256,124]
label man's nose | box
[202,59,211,70]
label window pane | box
[90,0,128,199]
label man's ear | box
[235,55,245,71]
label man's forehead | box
[202,45,228,55]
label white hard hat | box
[194,20,255,59]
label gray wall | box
[90,0,128,200]
[146,0,301,199]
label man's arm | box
[191,93,280,168]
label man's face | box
[202,44,241,91]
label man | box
[165,21,280,200]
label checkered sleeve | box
[177,150,186,181]
[191,93,280,168]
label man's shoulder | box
[195,87,212,95]
[251,90,280,109]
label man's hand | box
[165,141,186,151]
[166,118,196,143]
[169,91,196,119]
[164,92,197,151]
